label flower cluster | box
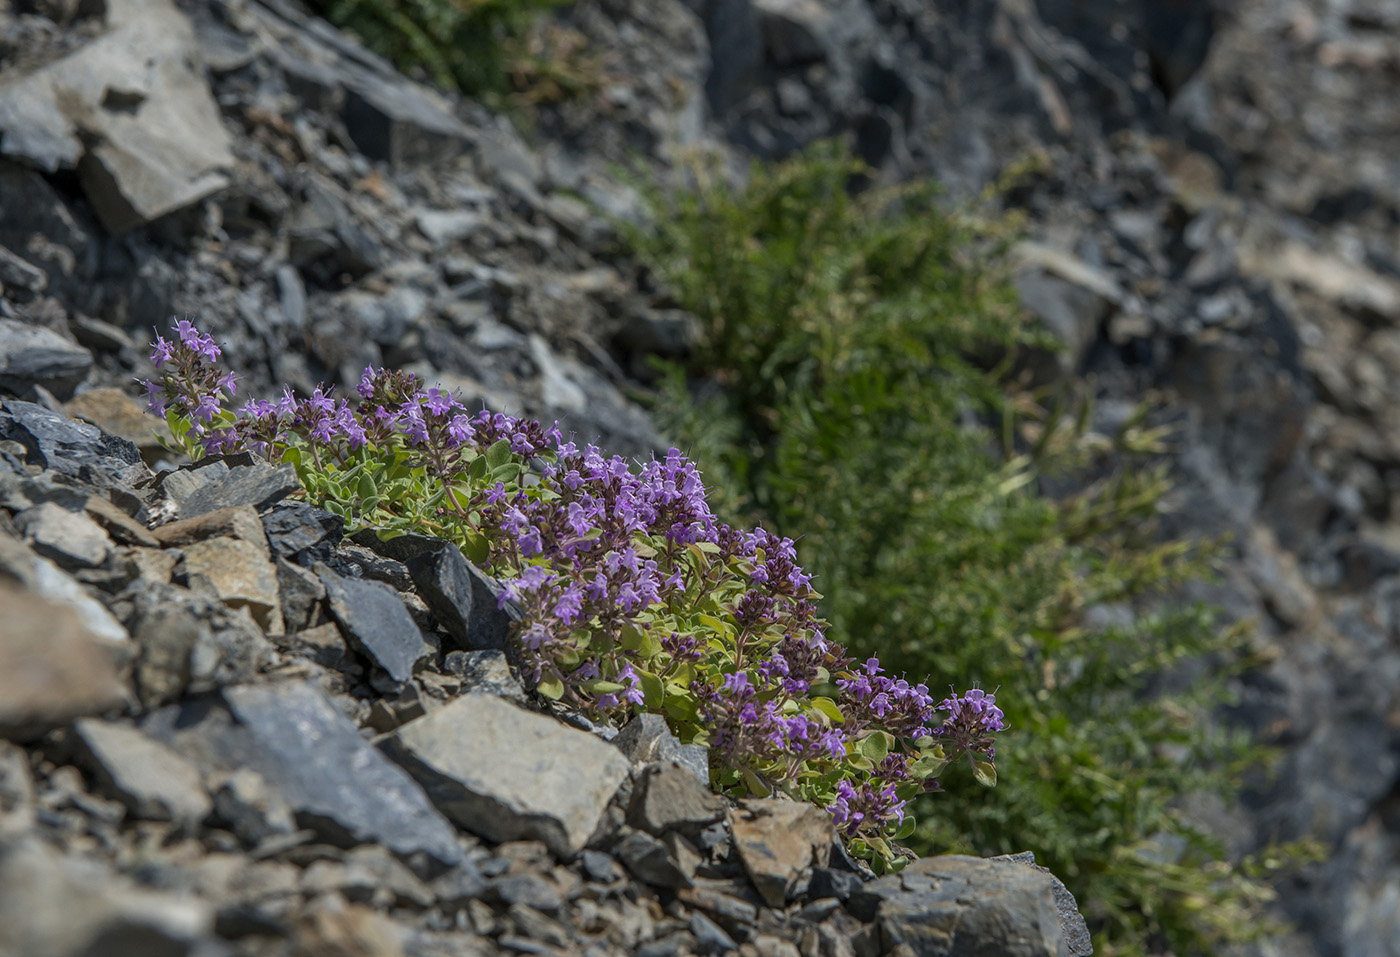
[142,321,1003,869]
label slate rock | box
[382,694,631,857]
[180,535,283,635]
[316,563,432,683]
[151,503,268,548]
[125,587,208,707]
[628,761,724,838]
[729,799,834,907]
[0,580,130,742]
[616,828,696,889]
[850,855,1064,957]
[73,718,212,825]
[0,742,35,837]
[64,387,173,464]
[142,682,462,873]
[0,245,47,300]
[0,531,128,644]
[0,836,214,957]
[0,319,92,401]
[178,460,300,519]
[616,713,709,786]
[83,493,159,548]
[13,500,111,568]
[342,77,473,169]
[210,768,297,847]
[276,557,329,633]
[0,0,234,231]
[355,530,521,653]
[991,852,1093,957]
[261,501,344,565]
[287,172,384,280]
[0,399,146,492]
[443,649,527,704]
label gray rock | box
[991,852,1093,957]
[0,742,35,837]
[0,246,46,300]
[615,713,709,786]
[142,681,462,873]
[529,334,588,414]
[0,400,147,492]
[0,580,129,742]
[275,264,307,328]
[689,911,739,955]
[342,79,473,169]
[316,563,432,683]
[13,500,111,569]
[398,538,518,653]
[210,767,297,847]
[382,694,631,857]
[73,718,212,825]
[628,761,724,838]
[276,557,328,633]
[125,588,207,708]
[728,799,834,907]
[443,649,527,703]
[416,209,485,247]
[0,320,92,401]
[0,0,234,231]
[616,828,699,889]
[288,172,384,280]
[0,836,213,957]
[0,529,127,643]
[850,855,1064,957]
[178,460,300,519]
[261,501,344,565]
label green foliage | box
[306,0,586,103]
[625,142,1300,955]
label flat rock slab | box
[383,694,631,857]
[0,0,234,231]
[728,799,834,907]
[178,460,300,519]
[316,563,431,683]
[0,400,147,492]
[14,501,111,569]
[0,580,130,742]
[261,502,344,564]
[73,719,211,825]
[0,319,92,401]
[141,681,461,873]
[850,855,1065,957]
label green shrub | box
[306,0,585,103]
[625,142,1304,955]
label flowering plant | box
[144,319,1003,871]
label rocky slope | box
[2,0,1399,954]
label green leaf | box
[893,816,917,841]
[459,530,490,565]
[536,674,565,700]
[663,690,699,723]
[857,731,891,763]
[635,668,665,709]
[740,768,771,798]
[357,473,378,500]
[809,697,844,724]
[971,759,997,787]
[583,679,626,695]
[491,462,521,483]
[467,455,488,482]
[485,438,514,470]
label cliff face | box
[1,0,1398,954]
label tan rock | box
[729,799,834,907]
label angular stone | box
[990,852,1093,957]
[357,531,520,653]
[615,828,699,889]
[0,319,92,401]
[152,504,267,548]
[13,500,111,568]
[180,536,283,635]
[73,719,212,825]
[0,0,234,231]
[342,78,473,169]
[316,564,431,683]
[0,836,213,956]
[728,800,834,907]
[276,557,328,633]
[142,681,462,873]
[0,399,148,492]
[0,246,46,298]
[84,494,160,548]
[261,501,344,565]
[177,460,300,520]
[443,649,527,703]
[690,911,739,955]
[210,768,297,847]
[416,209,484,247]
[628,761,724,838]
[0,580,129,742]
[64,387,173,463]
[0,741,35,837]
[382,694,631,857]
[851,855,1064,957]
[126,588,207,707]
[616,713,709,786]
[0,530,128,644]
